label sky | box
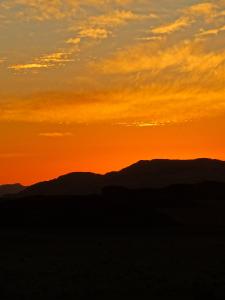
[0,0,225,184]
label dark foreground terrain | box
[1,230,225,299]
[1,182,225,298]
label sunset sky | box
[1,0,225,184]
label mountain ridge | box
[17,158,225,196]
[0,183,26,197]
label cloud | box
[183,2,217,17]
[151,16,192,34]
[88,10,152,28]
[0,92,133,124]
[39,52,74,63]
[78,28,110,39]
[2,0,225,128]
[137,36,163,41]
[118,121,172,127]
[0,0,139,22]
[9,50,75,72]
[198,24,225,36]
[0,0,82,21]
[69,10,153,41]
[1,0,73,21]
[182,2,221,23]
[9,63,50,71]
[39,132,73,137]
[149,2,225,37]
[66,37,81,44]
[1,84,225,127]
[96,40,225,75]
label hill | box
[0,183,25,197]
[19,158,225,196]
[1,181,225,229]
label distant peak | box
[118,158,225,173]
[135,158,221,164]
[193,158,221,162]
[0,183,24,187]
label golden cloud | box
[66,37,81,44]
[69,10,152,42]
[89,10,153,28]
[0,85,225,127]
[78,28,110,39]
[184,2,217,16]
[198,24,225,36]
[97,40,225,76]
[151,16,192,34]
[9,50,75,72]
[39,132,73,137]
[8,63,49,71]
[39,52,74,63]
[2,0,225,128]
[0,0,138,21]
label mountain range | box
[0,183,25,197]
[1,158,225,229]
[15,158,225,196]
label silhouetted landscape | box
[0,183,25,197]
[1,158,225,298]
[15,158,225,196]
[3,0,225,296]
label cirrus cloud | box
[151,16,192,35]
[8,50,76,72]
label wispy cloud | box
[0,0,82,21]
[183,2,217,18]
[88,10,153,28]
[198,24,225,36]
[97,40,225,75]
[1,86,225,127]
[151,16,192,35]
[9,63,49,71]
[69,10,154,41]
[39,52,74,63]
[39,132,73,137]
[0,0,140,22]
[67,10,156,44]
[9,50,75,72]
[78,28,110,39]
[1,0,225,129]
[66,37,81,45]
[118,121,173,127]
[150,2,223,36]
[137,36,163,41]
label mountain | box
[19,158,225,196]
[21,173,103,196]
[105,158,225,188]
[2,181,225,228]
[0,183,25,197]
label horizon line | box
[1,157,224,187]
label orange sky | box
[0,0,225,184]
[1,115,225,185]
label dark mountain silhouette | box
[19,158,225,196]
[2,161,225,299]
[0,183,25,197]
[20,172,103,196]
[1,181,225,229]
